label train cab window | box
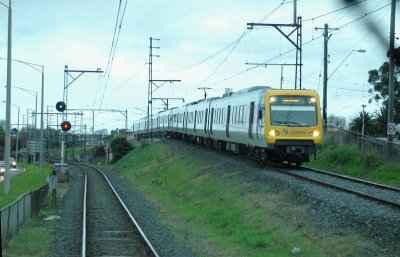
[270,96,317,126]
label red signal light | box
[60,121,71,132]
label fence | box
[1,177,54,246]
[325,128,400,163]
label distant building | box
[327,115,346,129]
[94,129,108,135]
[0,119,5,129]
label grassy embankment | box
[1,162,67,257]
[2,138,397,257]
[113,142,377,257]
[305,138,400,187]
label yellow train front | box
[264,89,323,165]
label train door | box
[210,108,214,135]
[248,102,255,139]
[256,102,265,141]
[184,111,187,132]
[194,110,197,132]
[226,105,231,137]
[204,108,208,134]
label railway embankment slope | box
[113,139,400,257]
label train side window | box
[226,105,231,137]
[232,106,237,124]
[239,105,243,124]
[243,105,247,124]
[210,108,214,134]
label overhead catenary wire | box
[99,0,128,109]
[191,0,369,91]
[303,0,366,22]
[200,1,392,91]
[192,1,285,88]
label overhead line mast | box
[246,0,302,90]
[314,24,339,132]
[147,37,181,140]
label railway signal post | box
[56,101,71,182]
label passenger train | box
[133,86,323,165]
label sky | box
[0,0,398,133]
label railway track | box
[76,163,160,257]
[271,165,400,209]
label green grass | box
[2,208,58,257]
[114,142,374,257]
[0,162,52,208]
[3,138,396,256]
[305,139,400,187]
[1,162,69,257]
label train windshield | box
[270,95,317,127]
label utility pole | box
[315,23,339,131]
[387,0,396,156]
[3,0,12,196]
[148,37,159,137]
[362,104,366,137]
[148,37,181,139]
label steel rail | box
[301,166,400,192]
[271,166,400,209]
[81,166,88,257]
[79,163,160,257]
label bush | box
[321,144,356,166]
[362,152,383,168]
[93,146,105,157]
[110,137,134,163]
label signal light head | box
[60,121,71,132]
[56,101,66,112]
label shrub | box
[110,137,134,163]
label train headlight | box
[269,130,276,136]
[270,96,276,103]
[312,130,320,137]
[310,97,316,103]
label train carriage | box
[133,86,323,165]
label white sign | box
[27,141,40,153]
[387,123,396,135]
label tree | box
[367,62,400,123]
[110,137,133,163]
[349,111,375,135]
[373,106,388,136]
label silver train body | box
[133,86,323,164]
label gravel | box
[46,162,197,257]
[46,166,84,257]
[287,167,400,205]
[47,139,400,257]
[163,139,400,256]
[256,170,400,256]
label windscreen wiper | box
[272,120,303,126]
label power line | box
[104,0,123,76]
[303,0,366,22]
[100,0,129,109]
[337,2,390,29]
[191,2,287,88]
